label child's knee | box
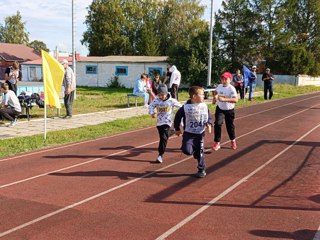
[181,146,193,156]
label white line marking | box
[314,225,320,240]
[1,104,319,237]
[1,102,318,190]
[0,94,318,163]
[156,123,320,240]
[0,126,153,163]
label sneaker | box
[156,155,163,163]
[63,115,72,119]
[196,170,206,178]
[231,139,237,150]
[212,142,220,151]
[7,118,17,127]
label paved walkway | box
[0,106,149,140]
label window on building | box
[115,66,128,76]
[148,67,162,78]
[29,67,37,81]
[86,65,97,74]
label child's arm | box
[173,107,184,136]
[218,95,238,103]
[148,100,157,117]
[206,109,213,134]
[173,99,182,109]
[212,90,218,104]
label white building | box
[76,56,168,88]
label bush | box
[107,75,124,88]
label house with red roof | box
[0,43,41,80]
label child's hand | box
[218,95,227,102]
[207,124,212,134]
[151,113,157,118]
[175,130,182,136]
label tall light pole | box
[72,0,76,75]
[207,0,214,86]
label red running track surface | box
[0,93,320,240]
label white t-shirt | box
[184,102,209,134]
[4,90,21,112]
[216,84,237,110]
[148,95,182,126]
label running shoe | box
[212,142,220,151]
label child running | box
[212,72,238,151]
[148,84,182,163]
[174,86,212,178]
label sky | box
[0,0,223,56]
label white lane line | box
[1,101,319,190]
[0,94,318,163]
[1,105,319,237]
[0,139,159,189]
[314,225,320,240]
[156,123,320,240]
[0,126,153,163]
[236,94,319,120]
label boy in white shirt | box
[148,84,182,163]
[212,72,238,151]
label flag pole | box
[44,101,47,140]
[207,0,214,87]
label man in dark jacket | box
[262,68,274,100]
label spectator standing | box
[232,69,244,99]
[61,59,76,119]
[262,68,274,100]
[4,61,20,95]
[212,72,238,151]
[248,65,257,101]
[145,74,156,104]
[0,83,21,127]
[163,66,172,85]
[151,74,162,95]
[174,86,213,178]
[148,84,182,163]
[169,65,181,100]
[133,74,149,107]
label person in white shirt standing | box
[169,65,181,100]
[0,83,21,127]
[212,72,238,151]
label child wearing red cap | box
[212,72,238,151]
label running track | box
[1,93,319,240]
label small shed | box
[76,56,168,88]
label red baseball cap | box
[221,72,232,79]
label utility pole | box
[207,0,214,86]
[72,0,76,75]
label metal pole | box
[72,0,76,75]
[207,0,214,86]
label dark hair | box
[188,86,204,98]
[1,82,9,90]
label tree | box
[214,0,262,71]
[168,30,210,87]
[0,11,29,44]
[28,40,49,53]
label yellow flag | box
[41,50,65,108]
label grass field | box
[0,84,319,158]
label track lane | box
[0,92,320,238]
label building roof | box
[79,56,168,63]
[22,56,74,65]
[0,43,41,62]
